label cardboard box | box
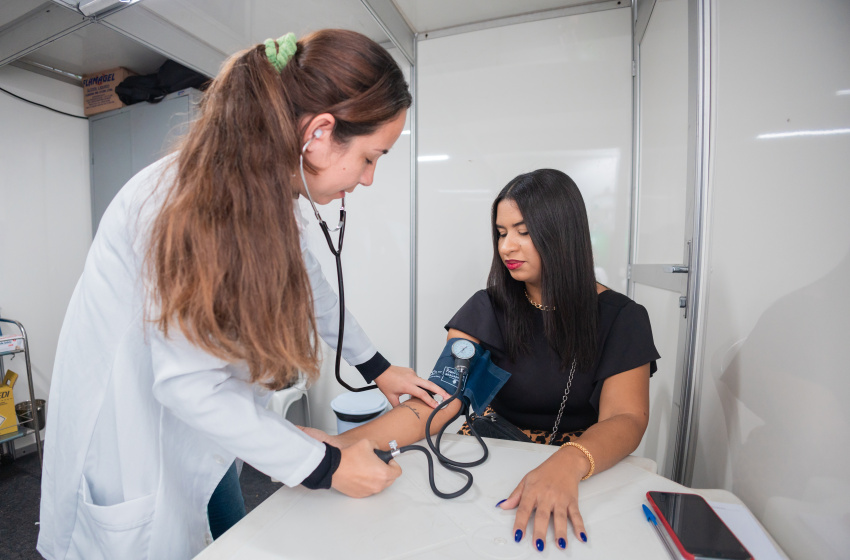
[0,370,18,437]
[82,67,135,117]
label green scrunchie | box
[263,33,298,73]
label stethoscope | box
[300,132,487,498]
[300,129,375,393]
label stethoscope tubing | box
[392,443,474,499]
[418,369,490,498]
[301,135,377,393]
[425,371,489,469]
[322,214,378,393]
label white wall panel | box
[0,66,90,448]
[303,51,412,433]
[630,0,688,475]
[634,0,688,265]
[415,9,633,373]
[692,1,850,558]
[632,283,680,469]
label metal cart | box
[0,318,43,465]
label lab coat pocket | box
[67,475,156,560]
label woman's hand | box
[331,439,402,498]
[498,449,589,552]
[374,365,450,408]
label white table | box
[196,436,786,559]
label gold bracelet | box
[561,442,595,480]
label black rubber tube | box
[319,213,377,393]
[425,370,488,469]
[397,444,474,499]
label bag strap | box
[547,358,577,445]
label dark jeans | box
[207,461,246,539]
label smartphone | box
[646,491,753,560]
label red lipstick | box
[505,260,523,270]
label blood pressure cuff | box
[427,338,511,415]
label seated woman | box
[307,168,659,552]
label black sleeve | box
[301,443,342,490]
[444,290,506,352]
[590,301,660,410]
[355,351,391,383]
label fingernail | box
[536,539,544,551]
[514,529,523,542]
[581,532,587,543]
[495,499,507,508]
[558,538,566,549]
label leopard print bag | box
[458,406,585,447]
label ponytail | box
[146,29,411,389]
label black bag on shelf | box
[156,60,210,94]
[115,60,210,106]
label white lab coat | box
[37,156,380,560]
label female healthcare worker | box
[37,29,445,560]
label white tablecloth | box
[195,435,785,559]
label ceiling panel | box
[0,0,46,31]
[392,0,615,33]
[13,0,394,81]
[20,21,166,77]
[7,0,620,81]
[138,0,390,56]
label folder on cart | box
[0,370,19,436]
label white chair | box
[266,372,311,427]
[266,373,311,483]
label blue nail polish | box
[581,532,587,542]
[536,539,544,552]
[558,538,566,549]
[495,499,507,507]
[514,529,523,542]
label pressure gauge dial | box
[451,339,475,360]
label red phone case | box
[646,491,752,560]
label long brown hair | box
[146,30,411,389]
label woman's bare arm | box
[502,363,651,550]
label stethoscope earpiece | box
[299,128,345,228]
[300,129,323,154]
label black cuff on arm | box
[354,351,391,383]
[301,443,342,490]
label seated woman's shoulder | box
[470,289,497,310]
[451,289,494,315]
[597,286,637,309]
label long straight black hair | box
[486,169,598,371]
